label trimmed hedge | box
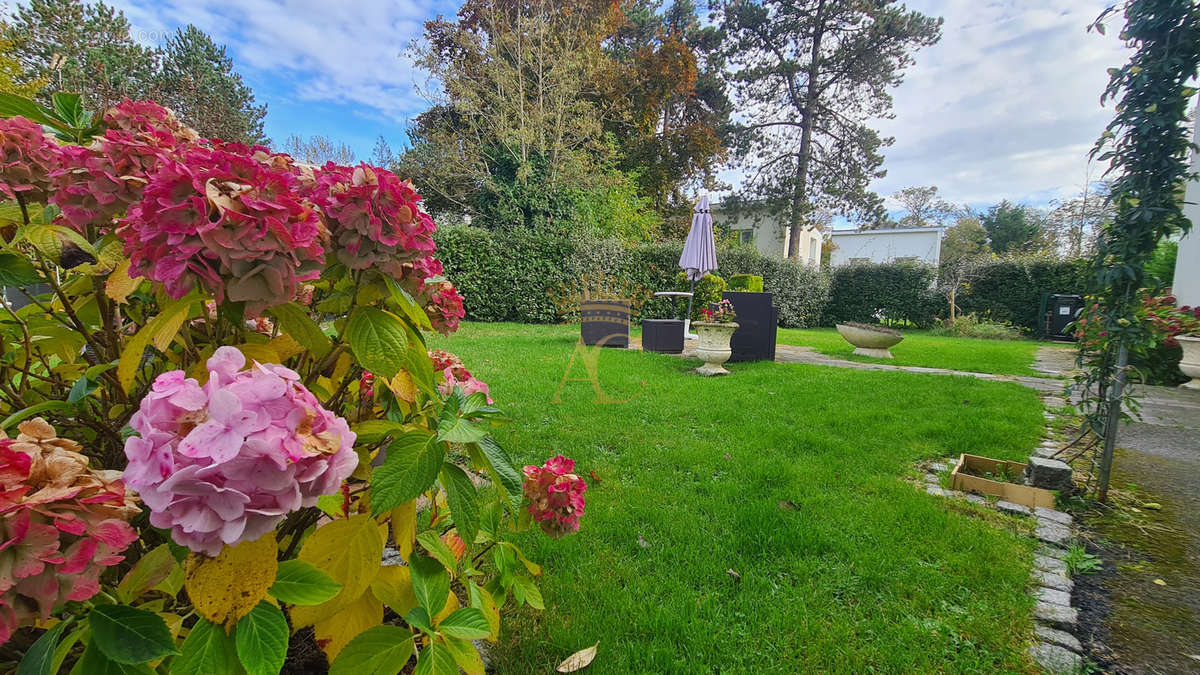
[955,256,1091,331]
[433,227,829,327]
[676,272,726,321]
[825,261,943,328]
[728,274,764,292]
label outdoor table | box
[653,291,697,339]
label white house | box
[1175,112,1200,306]
[710,203,823,267]
[828,226,945,267]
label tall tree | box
[939,216,991,267]
[5,0,158,110]
[0,29,45,98]
[720,0,941,259]
[156,26,267,144]
[370,136,397,169]
[1046,182,1113,257]
[979,201,1050,255]
[283,134,356,165]
[891,185,957,227]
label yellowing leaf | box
[313,591,382,662]
[434,589,460,626]
[557,642,599,673]
[268,334,306,361]
[185,534,279,629]
[1154,578,1167,586]
[442,636,485,675]
[370,565,418,616]
[387,370,418,403]
[235,343,279,365]
[292,514,384,627]
[117,544,177,603]
[105,259,141,304]
[391,501,416,563]
[118,296,193,392]
[468,582,500,642]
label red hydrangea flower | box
[522,455,586,538]
[0,116,60,204]
[0,419,139,645]
[424,281,466,336]
[429,349,490,402]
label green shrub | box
[677,272,726,320]
[728,274,764,292]
[930,314,1023,340]
[825,261,943,327]
[954,256,1090,331]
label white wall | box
[829,228,943,267]
[711,207,823,266]
[1176,113,1200,306]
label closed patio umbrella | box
[679,195,718,338]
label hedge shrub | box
[433,227,829,327]
[955,256,1091,331]
[728,274,764,292]
[676,272,726,320]
[825,261,943,327]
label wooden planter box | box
[949,454,1056,509]
[581,299,630,348]
[721,291,777,362]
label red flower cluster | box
[522,456,586,538]
[428,349,490,402]
[1143,293,1200,347]
[0,420,139,645]
[0,116,59,203]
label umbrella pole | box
[685,276,697,339]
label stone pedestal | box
[1026,457,1073,492]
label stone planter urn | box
[693,321,738,375]
[835,322,903,359]
[1179,335,1200,390]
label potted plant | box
[1149,297,1200,389]
[693,300,738,375]
[835,321,904,358]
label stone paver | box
[1035,555,1067,574]
[1026,457,1073,491]
[1034,507,1073,527]
[1035,625,1083,653]
[1036,601,1078,630]
[1036,522,1073,547]
[1029,643,1083,673]
[1038,586,1072,607]
[964,493,987,505]
[1036,570,1074,593]
[995,500,1031,516]
[925,485,948,497]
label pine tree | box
[156,26,267,144]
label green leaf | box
[404,606,433,635]
[408,554,450,617]
[16,620,68,675]
[67,376,97,404]
[351,419,408,445]
[0,252,42,287]
[414,641,458,675]
[436,409,486,444]
[512,576,545,610]
[346,307,411,379]
[76,640,154,675]
[118,295,194,392]
[416,531,458,575]
[172,618,239,675]
[116,544,176,603]
[439,463,480,546]
[0,93,72,134]
[329,625,415,675]
[233,602,288,675]
[269,559,342,605]
[370,431,440,516]
[436,608,490,640]
[0,401,71,432]
[88,605,177,664]
[474,437,524,503]
[384,276,433,331]
[268,302,332,359]
[50,92,84,126]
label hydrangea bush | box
[0,93,584,673]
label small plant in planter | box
[693,300,738,375]
[835,321,904,359]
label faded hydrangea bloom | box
[522,456,587,538]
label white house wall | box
[829,228,943,267]
[711,208,823,266]
[1175,113,1200,306]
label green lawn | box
[777,327,1054,377]
[434,323,1045,673]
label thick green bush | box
[677,272,726,320]
[825,261,943,327]
[728,274,764,292]
[433,228,830,327]
[954,256,1090,331]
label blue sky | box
[106,0,1130,212]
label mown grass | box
[776,327,1055,377]
[433,323,1044,673]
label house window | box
[738,230,753,245]
[809,239,818,263]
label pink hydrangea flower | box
[0,116,60,204]
[424,281,466,336]
[522,456,586,538]
[0,420,139,646]
[124,347,358,556]
[429,349,491,403]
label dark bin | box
[721,291,778,362]
[581,299,630,348]
[1042,294,1084,341]
[642,319,684,354]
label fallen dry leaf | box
[727,568,741,582]
[589,470,602,484]
[778,500,798,511]
[1153,578,1167,586]
[637,535,650,549]
[557,642,599,672]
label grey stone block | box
[1038,586,1072,607]
[1035,625,1082,653]
[1035,555,1067,574]
[1033,446,1058,459]
[965,493,988,505]
[1034,507,1073,527]
[1038,545,1067,560]
[926,485,948,497]
[928,462,949,473]
[1036,570,1074,593]
[996,500,1031,516]
[1029,643,1082,672]
[1026,457,1073,491]
[1035,601,1078,630]
[1037,522,1073,547]
[923,473,940,485]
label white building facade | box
[1175,113,1200,306]
[711,203,823,267]
[828,226,945,267]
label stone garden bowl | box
[835,322,903,359]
